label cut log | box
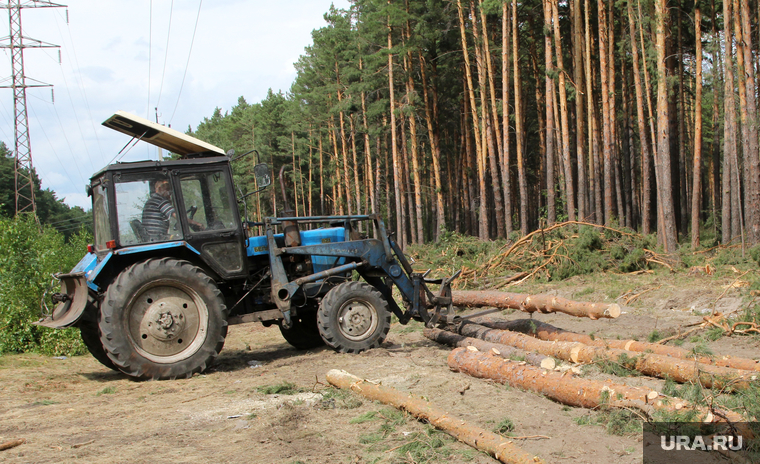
[0,438,25,451]
[458,322,758,391]
[452,290,620,319]
[325,369,545,464]
[447,348,747,429]
[423,327,556,369]
[475,318,760,372]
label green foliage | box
[256,381,302,395]
[594,353,642,377]
[574,409,642,436]
[0,214,90,355]
[96,386,117,396]
[647,330,664,342]
[320,387,363,409]
[493,417,515,435]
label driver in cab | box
[142,179,205,240]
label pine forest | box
[190,0,757,252]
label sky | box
[0,0,351,210]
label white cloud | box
[0,0,351,211]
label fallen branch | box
[474,318,760,372]
[0,438,25,452]
[452,290,621,320]
[447,348,747,430]
[457,322,758,391]
[423,328,556,369]
[325,369,545,464]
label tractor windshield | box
[114,173,183,245]
[179,170,236,231]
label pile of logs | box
[430,290,758,431]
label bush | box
[0,214,90,355]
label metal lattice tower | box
[0,1,65,214]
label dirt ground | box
[1,270,759,464]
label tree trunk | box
[423,328,556,369]
[691,6,703,249]
[655,0,678,252]
[598,0,613,225]
[326,369,545,464]
[457,323,756,390]
[470,0,506,238]
[513,0,528,235]
[501,1,512,237]
[448,348,746,425]
[572,0,586,222]
[544,0,556,225]
[478,318,760,372]
[419,53,445,239]
[457,0,488,239]
[387,16,404,248]
[451,290,620,319]
[628,0,651,235]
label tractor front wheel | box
[99,258,227,380]
[278,306,325,350]
[317,282,390,353]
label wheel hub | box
[127,281,207,363]
[337,301,377,341]
[145,301,186,341]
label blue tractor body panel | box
[246,227,347,273]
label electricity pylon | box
[0,1,66,215]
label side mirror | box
[253,163,271,189]
[237,163,271,204]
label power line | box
[155,0,174,111]
[0,1,66,215]
[170,0,203,125]
[147,0,152,120]
[52,9,104,165]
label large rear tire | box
[79,305,117,371]
[317,281,390,353]
[278,306,325,350]
[99,258,227,380]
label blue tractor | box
[36,111,458,380]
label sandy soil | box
[1,271,759,464]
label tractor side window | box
[115,173,182,245]
[92,183,112,251]
[179,171,236,232]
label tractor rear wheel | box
[317,281,390,353]
[78,305,117,371]
[278,306,325,350]
[99,258,227,380]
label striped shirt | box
[142,193,175,240]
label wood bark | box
[501,1,512,237]
[552,0,574,223]
[0,438,25,451]
[476,318,760,372]
[387,15,404,248]
[598,0,613,225]
[451,290,621,319]
[457,0,488,239]
[448,348,747,426]
[585,0,602,224]
[457,322,757,391]
[325,369,545,464]
[513,0,528,235]
[423,327,556,369]
[544,0,556,226]
[691,6,703,249]
[655,0,678,252]
[419,53,445,239]
[472,0,505,238]
[739,0,759,244]
[572,0,586,223]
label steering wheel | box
[186,205,198,219]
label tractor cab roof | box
[92,111,230,181]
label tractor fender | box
[34,272,90,329]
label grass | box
[493,417,515,435]
[95,386,116,396]
[256,381,302,395]
[573,408,642,436]
[351,408,475,463]
[592,352,641,377]
[319,387,363,409]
